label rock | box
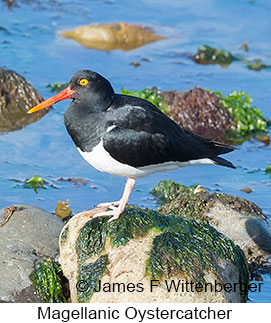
[0,205,64,302]
[162,87,235,143]
[256,135,270,146]
[246,59,271,71]
[0,67,49,134]
[191,45,235,67]
[151,180,271,263]
[30,258,67,303]
[61,22,165,51]
[121,87,270,144]
[241,188,252,194]
[60,206,249,303]
[55,200,72,220]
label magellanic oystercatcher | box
[28,70,236,221]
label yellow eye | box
[79,78,88,86]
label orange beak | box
[27,86,76,114]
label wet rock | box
[123,86,270,144]
[245,59,271,71]
[0,67,49,133]
[60,206,249,303]
[192,45,235,67]
[256,135,270,146]
[30,258,67,303]
[0,205,64,302]
[162,87,235,143]
[55,200,72,220]
[61,22,165,51]
[241,188,252,194]
[151,180,271,262]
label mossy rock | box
[192,45,235,67]
[0,67,50,133]
[60,206,249,303]
[121,86,270,145]
[30,258,67,303]
[61,22,165,51]
[151,180,271,261]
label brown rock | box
[256,135,270,146]
[162,87,235,143]
[241,188,252,194]
[0,67,49,133]
[61,22,165,51]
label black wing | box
[103,96,235,168]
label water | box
[0,0,270,302]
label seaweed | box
[121,87,167,113]
[77,255,109,303]
[75,204,249,302]
[245,58,271,71]
[60,226,69,245]
[30,258,66,303]
[10,175,58,193]
[121,85,270,144]
[46,82,69,92]
[192,45,235,67]
[23,175,46,193]
[146,216,249,302]
[151,180,265,221]
[212,90,270,141]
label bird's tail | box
[211,156,236,169]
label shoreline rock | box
[61,22,165,51]
[151,180,271,266]
[0,205,64,302]
[121,87,270,145]
[59,206,249,303]
[0,67,50,134]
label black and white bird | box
[28,70,235,221]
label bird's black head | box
[69,70,115,112]
[27,70,115,114]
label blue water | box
[0,0,270,302]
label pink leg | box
[93,177,136,222]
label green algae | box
[121,85,269,144]
[46,82,69,92]
[192,45,271,71]
[151,180,213,223]
[211,90,270,141]
[151,180,265,221]
[24,175,45,193]
[121,87,167,113]
[75,204,249,302]
[245,58,271,71]
[60,226,69,245]
[76,207,166,265]
[30,258,66,303]
[192,45,235,67]
[146,216,249,302]
[77,255,109,303]
[10,175,58,193]
[265,165,271,174]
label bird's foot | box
[93,203,125,223]
[97,200,120,208]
